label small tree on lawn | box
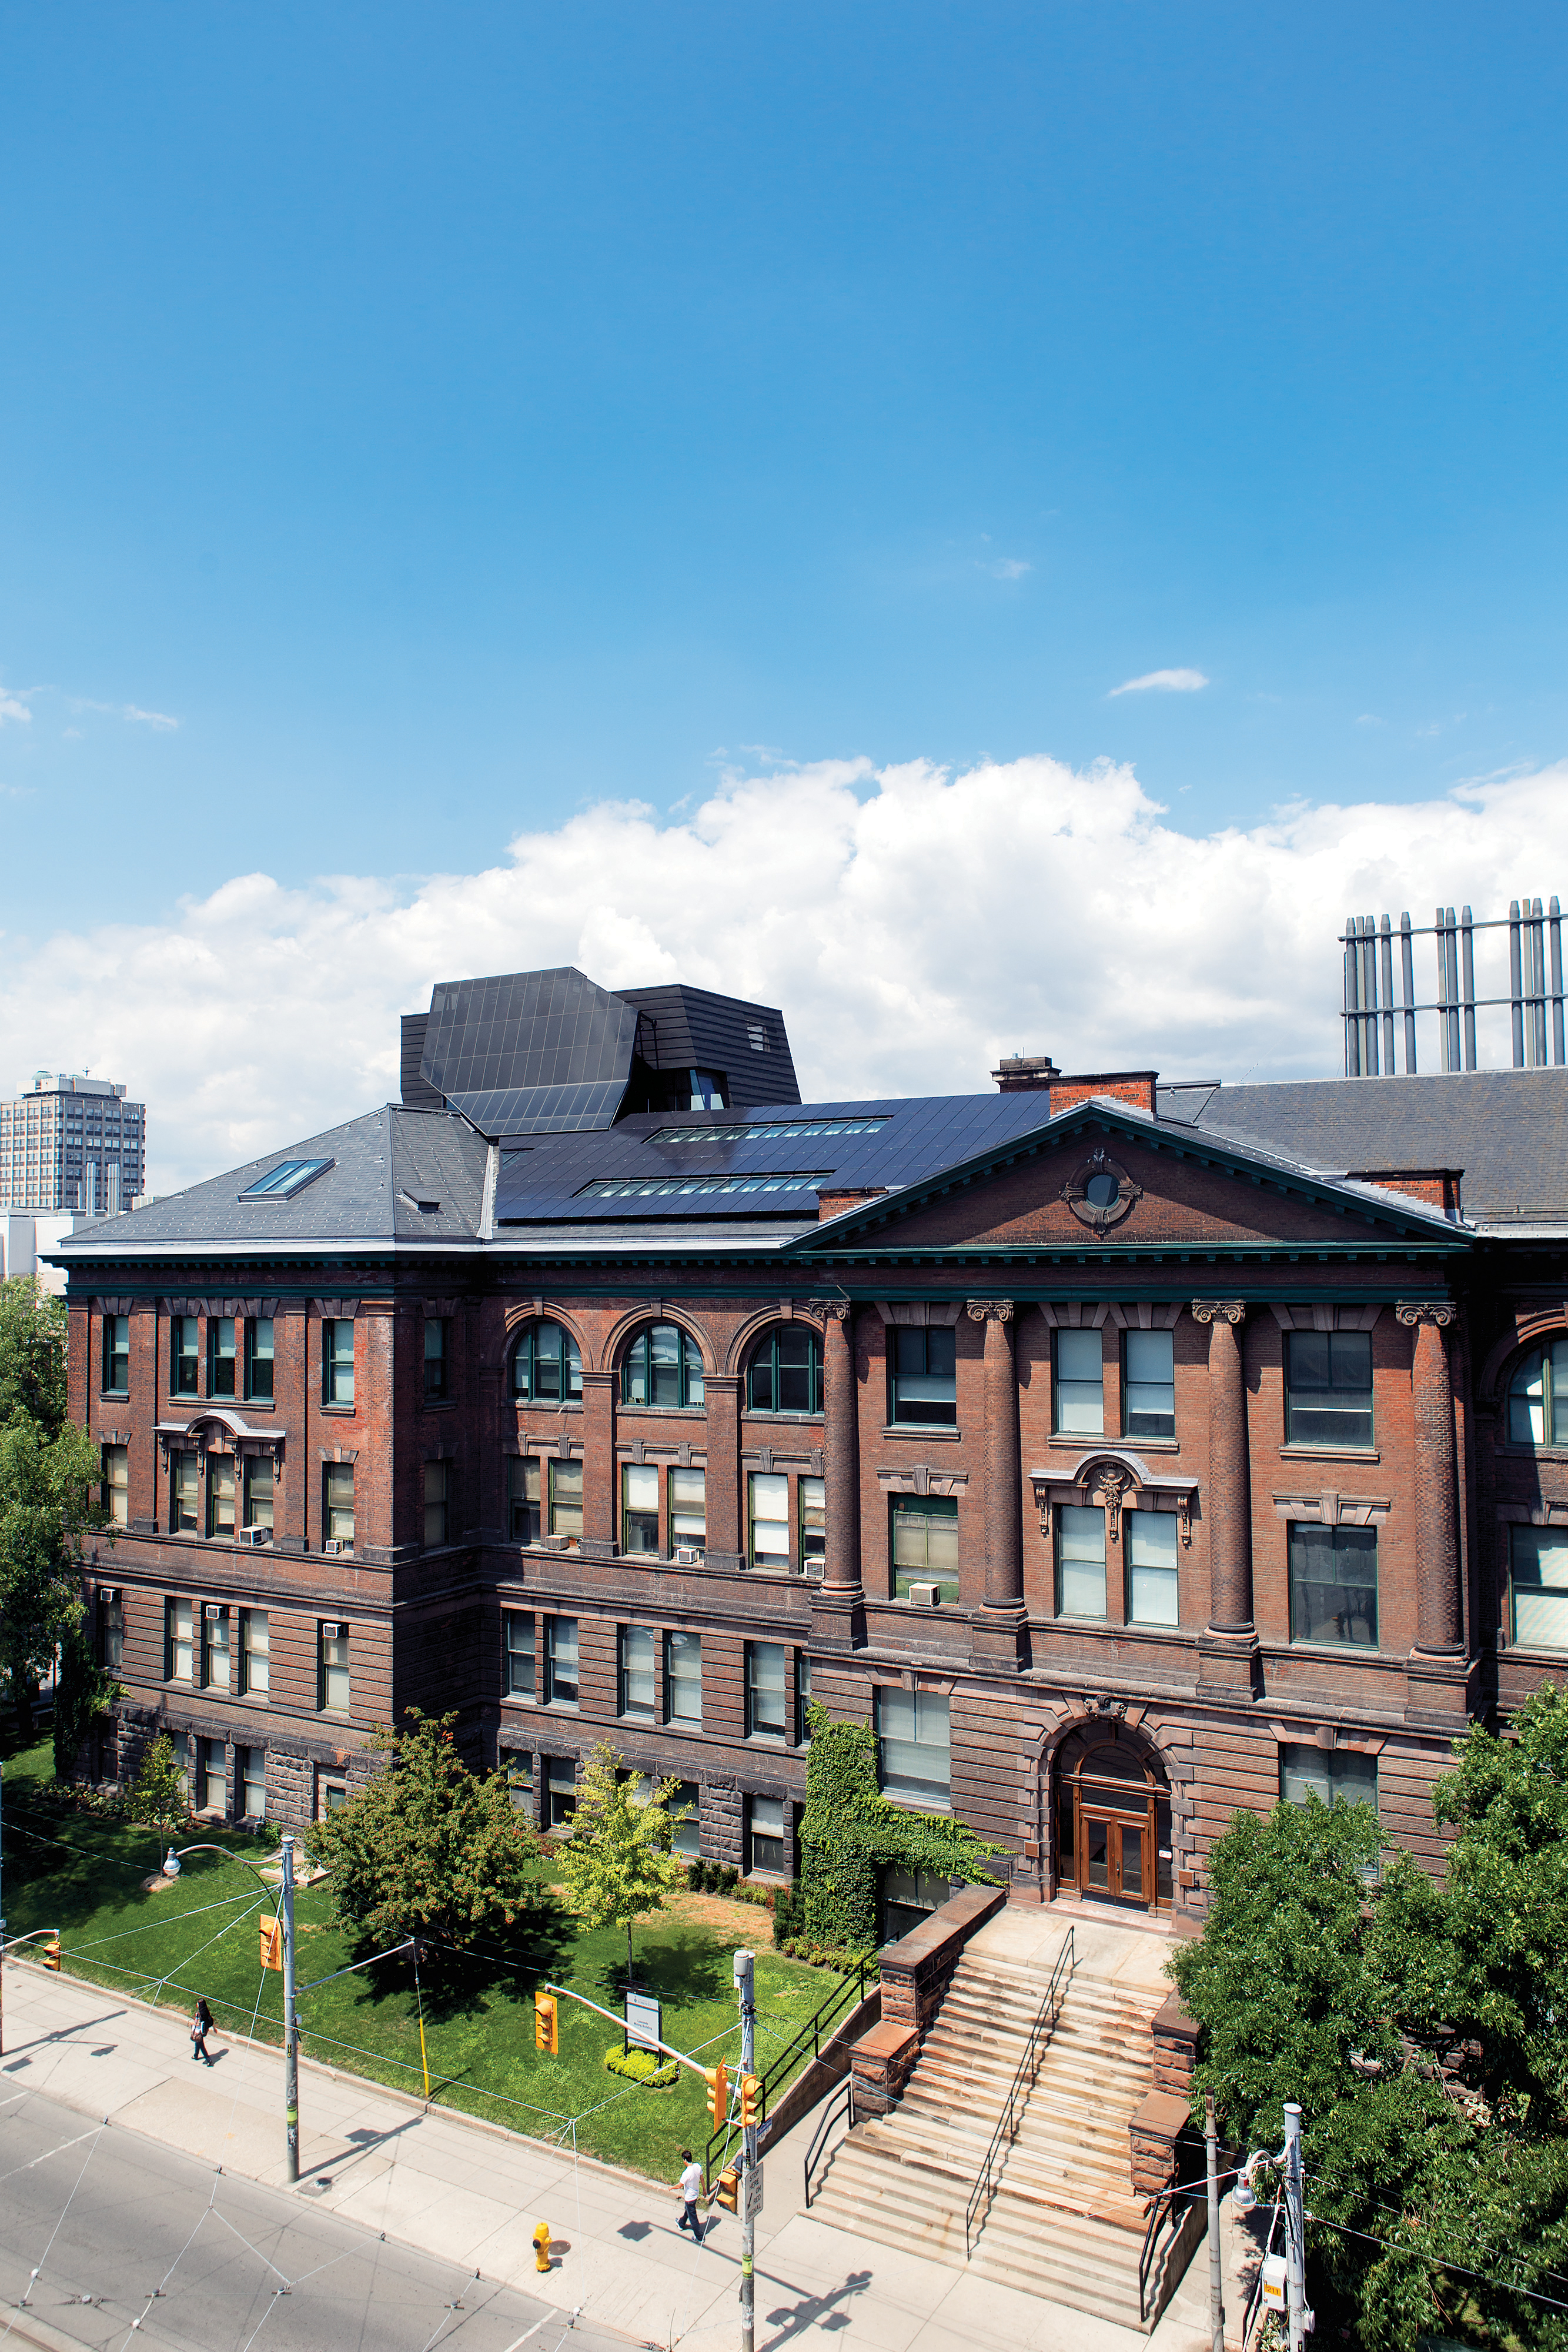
[125,1733,192,1862]
[305,1709,545,1952]
[554,1741,686,1993]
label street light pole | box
[737,1947,756,2352]
[1205,2091,1223,2352]
[1283,2100,1306,2352]
[281,1834,299,2184]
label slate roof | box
[1156,1070,1568,1232]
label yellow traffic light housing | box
[534,1992,559,2054]
[259,1919,283,1972]
[704,2062,728,2129]
[739,2073,761,2130]
[715,2166,739,2214]
[42,1937,61,1973]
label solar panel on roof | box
[577,1170,830,1200]
[647,1115,888,1143]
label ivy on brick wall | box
[795,1704,1004,1952]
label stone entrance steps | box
[815,1943,1194,2330]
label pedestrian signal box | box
[259,1919,284,1972]
[704,2062,728,2129]
[534,1992,559,2054]
[715,2167,739,2214]
[42,1937,61,1972]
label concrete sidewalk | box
[1,1957,1226,2352]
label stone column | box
[810,1301,864,1652]
[1399,1302,1463,1655]
[968,1301,1022,1608]
[1192,1301,1253,1635]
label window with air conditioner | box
[670,1467,706,1556]
[203,1605,231,1689]
[319,1622,351,1713]
[664,1630,702,1726]
[324,1463,355,1548]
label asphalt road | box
[0,2087,638,2352]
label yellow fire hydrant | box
[532,2220,552,2273]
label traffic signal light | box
[739,2073,761,2130]
[42,1937,61,1972]
[534,1992,559,2054]
[259,1919,283,1972]
[704,2062,728,2129]
[715,2167,739,2214]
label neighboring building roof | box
[1156,1070,1568,1234]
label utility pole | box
[736,1947,757,2352]
[1,1756,7,2060]
[1205,2091,1223,2352]
[1283,2100,1307,2352]
[281,1834,299,2184]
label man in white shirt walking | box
[676,2149,707,2242]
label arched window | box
[511,1320,581,1404]
[746,1324,824,1414]
[1510,1338,1568,1448]
[622,1324,704,1409]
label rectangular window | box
[875,1688,951,1808]
[1124,1329,1175,1440]
[623,1464,660,1554]
[1285,1332,1373,1448]
[171,1315,199,1396]
[750,1472,790,1571]
[549,1459,583,1543]
[102,1444,129,1528]
[892,1495,959,1602]
[203,1605,231,1689]
[424,1461,449,1547]
[239,1607,269,1697]
[424,1317,449,1401]
[167,1597,194,1683]
[670,1779,701,1859]
[1509,1526,1568,1649]
[239,1746,267,1820]
[319,1622,351,1712]
[325,1463,355,1547]
[207,1456,236,1539]
[796,1650,812,1744]
[102,1315,129,1394]
[1126,1510,1179,1626]
[171,1452,198,1534]
[543,1615,579,1706]
[1054,1329,1104,1436]
[889,1325,957,1425]
[198,1735,227,1815]
[1057,1504,1108,1618]
[670,1466,706,1555]
[1289,1523,1379,1647]
[317,1772,348,1818]
[509,1457,541,1544]
[504,1610,536,1698]
[747,1795,785,1876]
[545,1757,577,1830]
[323,1318,355,1406]
[243,1455,274,1534]
[245,1318,275,1402]
[882,1866,952,1943]
[618,1624,656,1719]
[745,1641,787,1740]
[1280,1743,1379,1813]
[504,1751,533,1810]
[208,1318,237,1398]
[665,1629,703,1725]
[101,1589,123,1671]
[800,1476,825,1570]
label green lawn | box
[0,1736,841,2181]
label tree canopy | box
[305,1710,546,1953]
[554,1741,687,1986]
[0,1276,108,1738]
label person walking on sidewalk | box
[675,2149,707,2242]
[190,1999,216,2066]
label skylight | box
[240,1157,335,1201]
[646,1116,890,1144]
[577,1171,830,1200]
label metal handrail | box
[962,1925,1075,2260]
[705,1952,871,2185]
[803,2079,855,2209]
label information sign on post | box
[626,1986,663,2055]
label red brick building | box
[55,968,1568,1936]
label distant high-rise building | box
[0,1071,146,1214]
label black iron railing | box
[803,2079,855,2209]
[704,1953,873,2187]
[962,1925,1075,2260]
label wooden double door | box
[1055,1729,1172,1914]
[1073,1786,1159,1906]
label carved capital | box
[810,1299,854,1324]
[1395,1300,1457,1328]
[965,1299,1015,1324]
[1192,1299,1247,1326]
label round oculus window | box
[1084,1171,1120,1209]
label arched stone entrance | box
[1052,1720,1173,1915]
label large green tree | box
[305,1709,546,1952]
[0,1277,107,1739]
[554,1741,687,1990]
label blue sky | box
[2,2,1566,946]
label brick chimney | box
[991,1054,1059,1092]
[992,1054,1159,1116]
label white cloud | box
[984,558,1031,580]
[121,704,179,731]
[1108,668,1210,697]
[0,692,33,726]
[4,751,1567,1197]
